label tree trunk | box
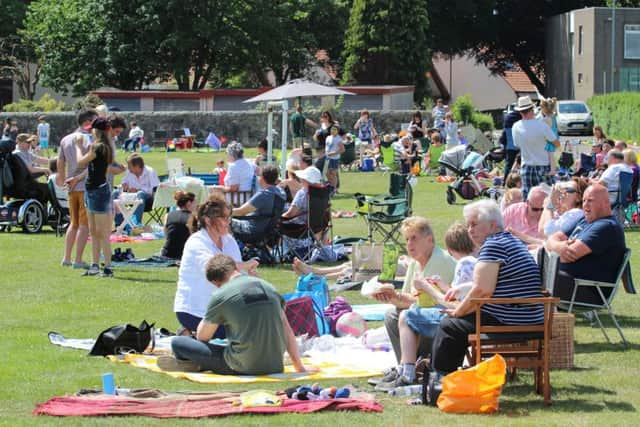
[518,60,546,95]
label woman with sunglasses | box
[539,177,589,237]
[173,193,259,337]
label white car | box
[556,100,594,136]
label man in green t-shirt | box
[158,255,307,375]
[290,105,317,149]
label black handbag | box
[89,320,155,356]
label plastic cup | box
[102,373,116,395]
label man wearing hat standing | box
[512,96,560,197]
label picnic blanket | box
[106,352,388,384]
[34,393,382,418]
[49,332,394,384]
[111,256,178,268]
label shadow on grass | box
[113,275,177,284]
[574,341,638,354]
[501,382,635,414]
[573,314,640,329]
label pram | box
[438,145,495,205]
[0,140,55,233]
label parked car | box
[556,100,594,136]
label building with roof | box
[546,6,640,101]
[430,54,538,112]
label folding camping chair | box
[233,194,285,264]
[355,173,412,246]
[560,248,634,347]
[611,171,633,226]
[281,185,333,262]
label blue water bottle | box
[102,373,116,395]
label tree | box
[426,0,606,93]
[341,0,431,101]
[0,0,40,100]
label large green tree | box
[427,0,614,93]
[0,0,40,100]
[341,0,430,101]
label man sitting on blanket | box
[158,254,309,375]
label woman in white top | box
[173,193,259,336]
[211,142,254,193]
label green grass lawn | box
[1,148,639,426]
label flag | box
[206,132,222,151]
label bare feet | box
[292,257,312,275]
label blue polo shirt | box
[559,215,626,283]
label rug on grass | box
[106,352,389,384]
[34,392,383,418]
[352,304,395,321]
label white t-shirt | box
[512,119,557,166]
[120,165,160,194]
[224,158,255,191]
[173,230,242,317]
[600,163,633,203]
[129,126,144,139]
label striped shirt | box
[478,231,544,325]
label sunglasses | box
[563,188,577,194]
[529,206,545,212]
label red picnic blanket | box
[34,394,383,418]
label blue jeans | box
[113,190,152,225]
[405,305,446,338]
[171,336,237,374]
[176,311,226,339]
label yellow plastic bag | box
[437,354,506,414]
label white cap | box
[295,166,323,185]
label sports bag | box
[89,320,154,356]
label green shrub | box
[452,94,474,124]
[471,111,494,132]
[3,93,68,112]
[73,94,104,111]
[587,92,640,141]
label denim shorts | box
[84,183,112,214]
[404,304,446,338]
[327,158,340,170]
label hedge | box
[586,92,640,141]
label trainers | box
[156,356,200,372]
[99,267,114,278]
[375,374,416,392]
[82,264,100,276]
[72,262,90,270]
[368,366,400,387]
[61,260,72,267]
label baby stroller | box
[438,146,494,205]
[0,140,54,233]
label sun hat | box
[514,96,535,111]
[295,166,322,185]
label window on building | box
[624,25,640,59]
[578,25,583,55]
[578,73,583,84]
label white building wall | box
[432,55,516,111]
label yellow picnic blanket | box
[107,353,384,384]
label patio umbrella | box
[243,79,355,103]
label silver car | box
[556,100,594,135]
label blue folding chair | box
[611,171,633,225]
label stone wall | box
[0,110,430,148]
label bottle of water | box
[388,384,422,396]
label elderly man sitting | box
[502,185,547,243]
[545,184,626,305]
[231,165,285,242]
[114,153,160,226]
[430,199,544,387]
[369,217,456,383]
[595,149,632,205]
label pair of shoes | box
[112,248,130,262]
[368,366,399,387]
[99,267,114,278]
[61,260,72,267]
[375,374,416,392]
[123,248,135,261]
[82,264,100,276]
[72,262,90,270]
[156,355,200,372]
